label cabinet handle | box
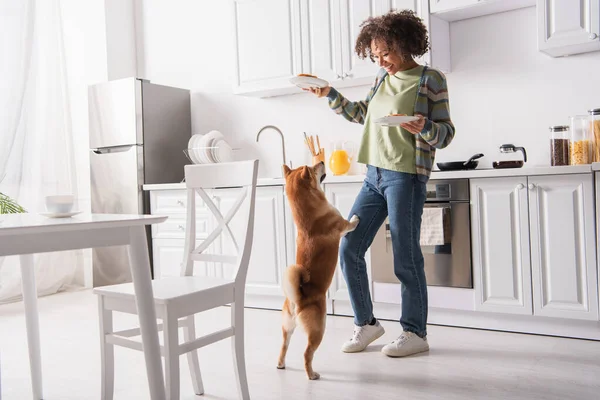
[517,183,524,190]
[528,183,536,190]
[590,33,598,40]
[336,74,342,79]
[177,200,185,207]
[343,73,351,79]
[178,224,185,231]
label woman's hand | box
[303,86,331,98]
[400,115,426,135]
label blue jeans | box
[339,166,428,337]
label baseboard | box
[332,300,600,341]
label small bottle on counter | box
[569,115,592,165]
[589,108,600,162]
[549,125,569,166]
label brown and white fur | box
[277,161,359,380]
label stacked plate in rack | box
[186,130,234,164]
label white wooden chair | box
[93,160,259,400]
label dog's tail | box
[283,264,310,304]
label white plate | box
[374,115,419,126]
[40,211,82,218]
[289,75,329,89]
[188,134,203,164]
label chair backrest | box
[181,160,258,285]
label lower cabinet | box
[324,183,369,313]
[470,177,533,315]
[212,186,287,309]
[149,170,600,329]
[471,174,599,321]
[150,186,287,310]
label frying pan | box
[436,153,484,171]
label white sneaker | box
[381,331,429,357]
[341,321,385,353]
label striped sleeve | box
[326,70,386,125]
[418,71,455,149]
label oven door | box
[421,202,472,288]
[381,201,473,288]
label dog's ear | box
[282,165,291,177]
[301,166,311,180]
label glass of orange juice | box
[329,141,356,175]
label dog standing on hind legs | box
[277,161,359,380]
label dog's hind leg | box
[298,303,326,380]
[277,298,296,369]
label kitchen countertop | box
[142,164,592,191]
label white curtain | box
[0,0,83,303]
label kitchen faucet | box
[255,125,292,171]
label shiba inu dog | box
[277,161,359,380]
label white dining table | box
[0,213,168,400]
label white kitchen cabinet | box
[307,0,412,88]
[528,174,599,320]
[214,185,287,309]
[537,0,600,57]
[233,0,450,97]
[325,182,369,306]
[430,0,535,21]
[232,0,303,97]
[470,177,533,315]
[430,0,478,13]
[470,174,599,321]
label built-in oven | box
[371,179,472,289]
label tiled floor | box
[1,290,599,399]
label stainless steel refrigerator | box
[88,77,191,287]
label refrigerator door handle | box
[92,144,136,154]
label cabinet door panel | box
[537,0,600,57]
[529,174,598,320]
[325,183,368,303]
[470,177,533,315]
[233,0,302,93]
[215,187,287,300]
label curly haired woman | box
[306,10,455,357]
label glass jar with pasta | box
[589,108,600,162]
[569,115,592,165]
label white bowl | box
[45,195,74,214]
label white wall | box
[139,2,600,175]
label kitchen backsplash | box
[140,3,600,178]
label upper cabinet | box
[430,0,536,21]
[232,0,451,97]
[430,0,479,14]
[308,0,394,88]
[232,0,303,97]
[537,0,600,57]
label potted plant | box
[0,192,26,214]
[0,174,26,215]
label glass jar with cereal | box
[569,115,592,165]
[549,125,569,166]
[589,108,600,162]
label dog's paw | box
[277,362,286,370]
[308,371,321,380]
[350,214,359,224]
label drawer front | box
[150,190,208,215]
[152,215,210,239]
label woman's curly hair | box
[355,10,430,61]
